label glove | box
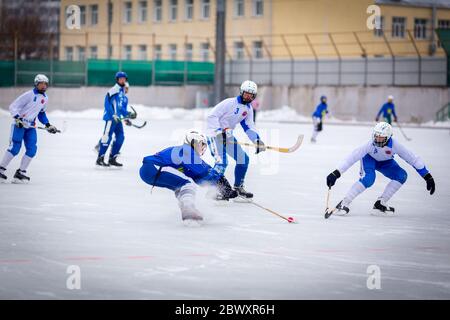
[112,115,120,123]
[255,139,266,154]
[375,117,379,122]
[326,169,341,188]
[127,111,137,119]
[45,123,58,134]
[14,116,24,128]
[423,173,435,195]
[394,117,398,122]
[124,119,132,126]
[217,176,238,200]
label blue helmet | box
[115,71,128,80]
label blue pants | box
[98,120,124,158]
[8,125,37,157]
[139,162,190,191]
[359,154,407,188]
[207,135,249,187]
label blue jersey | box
[103,84,128,121]
[312,102,328,118]
[377,102,397,119]
[143,144,221,184]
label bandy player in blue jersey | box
[326,122,435,214]
[139,130,238,222]
[206,80,266,199]
[0,74,58,183]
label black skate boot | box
[13,169,30,182]
[108,155,123,167]
[234,185,253,199]
[373,200,395,213]
[336,200,350,214]
[0,166,7,181]
[96,155,110,167]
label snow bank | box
[1,105,449,128]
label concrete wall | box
[0,85,448,123]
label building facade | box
[58,0,450,61]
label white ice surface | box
[0,110,449,299]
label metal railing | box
[436,102,450,122]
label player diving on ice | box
[206,80,266,199]
[139,130,238,223]
[0,74,59,183]
[325,122,435,217]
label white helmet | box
[34,74,49,86]
[372,122,393,147]
[387,95,394,101]
[184,129,207,155]
[240,80,257,103]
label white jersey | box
[206,96,259,142]
[9,88,48,128]
[337,138,426,174]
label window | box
[253,41,263,59]
[139,45,147,60]
[89,46,98,59]
[123,45,132,60]
[90,4,98,25]
[169,0,178,21]
[79,5,86,26]
[235,0,244,17]
[77,46,85,61]
[185,43,193,61]
[169,44,177,60]
[438,19,450,29]
[108,2,113,24]
[185,0,193,20]
[414,18,428,39]
[374,16,384,37]
[65,47,73,61]
[234,41,244,60]
[200,43,209,61]
[154,44,162,60]
[138,1,148,22]
[124,2,132,23]
[253,0,263,17]
[154,0,162,22]
[201,0,210,19]
[392,17,406,38]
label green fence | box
[436,29,450,86]
[0,59,214,87]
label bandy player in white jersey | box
[0,74,59,183]
[326,122,435,213]
[206,80,266,198]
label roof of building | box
[376,0,450,9]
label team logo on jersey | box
[242,111,248,117]
[41,99,45,104]
[385,150,392,155]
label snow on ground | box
[0,109,449,299]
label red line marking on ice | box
[0,259,33,264]
[127,256,154,260]
[65,256,105,261]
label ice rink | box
[0,108,449,299]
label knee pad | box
[395,169,408,184]
[25,144,37,158]
[8,141,22,156]
[360,173,375,188]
